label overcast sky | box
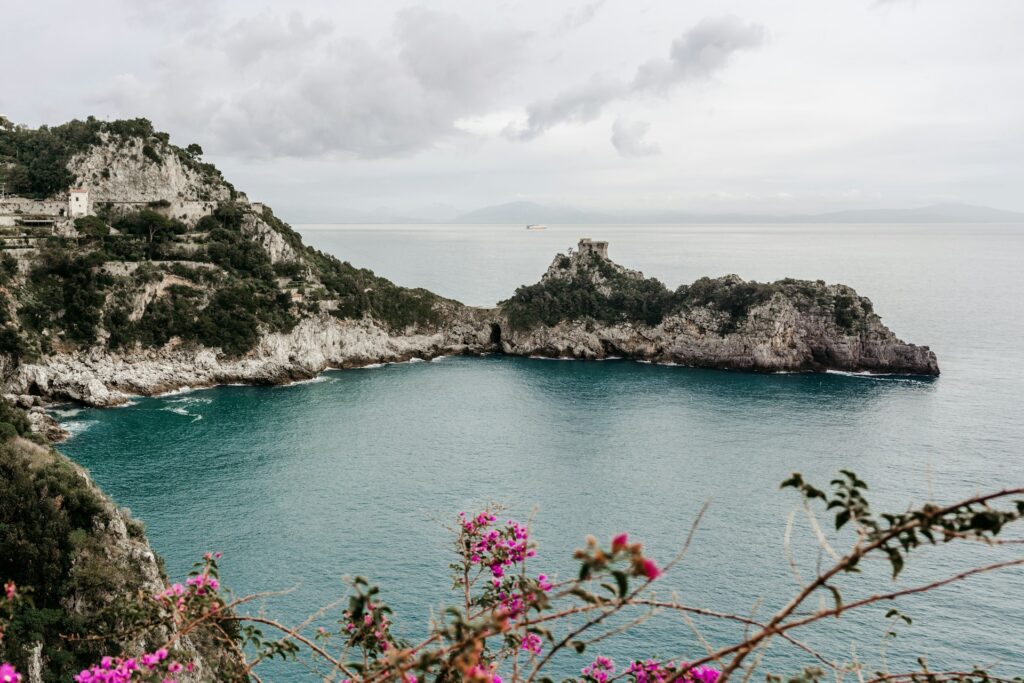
[3,0,1023,220]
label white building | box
[68,188,91,217]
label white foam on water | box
[430,355,448,362]
[276,375,328,387]
[62,420,98,436]
[50,407,83,418]
[357,363,385,370]
[155,385,195,397]
[111,399,140,408]
[406,357,426,363]
[823,370,921,382]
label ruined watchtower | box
[577,238,608,259]
[68,188,91,218]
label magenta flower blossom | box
[521,632,543,655]
[0,662,23,683]
[582,656,616,683]
[537,574,552,592]
[74,649,184,683]
[641,558,661,581]
[3,581,14,601]
[612,533,629,552]
[688,666,720,683]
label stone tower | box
[577,238,609,259]
[68,188,91,218]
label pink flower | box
[612,533,629,552]
[521,632,543,655]
[689,666,720,683]
[537,574,552,592]
[582,656,616,683]
[3,581,14,601]
[641,558,661,581]
[0,663,23,683]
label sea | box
[57,223,1024,680]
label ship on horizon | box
[526,224,547,230]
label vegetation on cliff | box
[501,251,877,335]
[0,397,244,681]
[0,116,229,199]
[0,118,448,364]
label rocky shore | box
[2,255,938,414]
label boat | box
[526,224,547,231]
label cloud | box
[97,8,530,159]
[503,78,623,141]
[505,15,764,141]
[222,11,333,69]
[631,15,765,94]
[611,118,660,157]
[559,1,606,31]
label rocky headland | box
[0,118,937,412]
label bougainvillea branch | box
[2,472,1019,683]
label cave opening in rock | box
[489,323,502,348]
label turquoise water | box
[59,224,1024,679]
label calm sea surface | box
[59,224,1024,679]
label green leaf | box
[780,474,803,489]
[612,570,629,598]
[835,509,851,529]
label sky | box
[2,0,1024,221]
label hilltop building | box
[68,188,91,217]
[577,238,609,258]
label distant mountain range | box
[448,201,1024,225]
[320,201,1024,224]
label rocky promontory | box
[0,117,937,411]
[495,240,939,375]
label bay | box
[59,223,1024,679]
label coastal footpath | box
[0,117,938,410]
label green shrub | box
[0,422,19,441]
[20,241,111,345]
[74,215,109,240]
[141,144,161,164]
[502,257,673,330]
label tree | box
[74,215,109,241]
[113,210,185,259]
[185,143,204,159]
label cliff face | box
[6,309,493,407]
[0,419,244,681]
[498,294,938,374]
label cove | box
[56,355,1021,680]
